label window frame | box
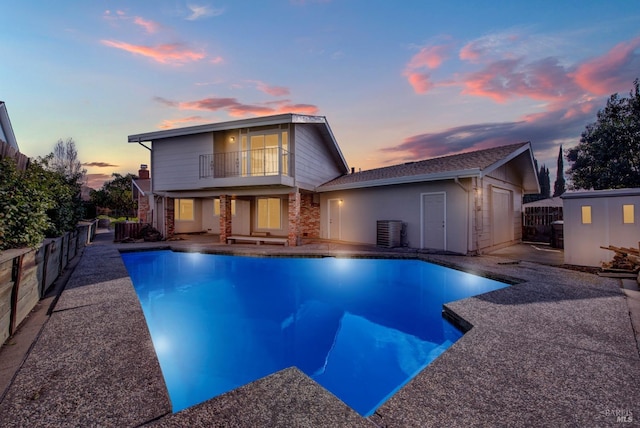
[256,197,282,230]
[174,198,194,221]
[623,204,635,224]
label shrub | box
[0,158,53,249]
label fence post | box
[9,254,24,336]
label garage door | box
[491,187,513,245]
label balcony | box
[199,148,293,187]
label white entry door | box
[328,199,341,240]
[421,192,446,250]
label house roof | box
[523,196,563,208]
[132,178,151,195]
[317,142,539,192]
[0,101,19,150]
[561,188,640,199]
[127,113,349,174]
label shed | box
[562,188,640,266]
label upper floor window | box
[623,204,635,224]
[239,125,290,177]
[175,199,194,221]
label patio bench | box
[227,235,289,246]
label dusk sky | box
[2,1,639,189]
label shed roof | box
[561,188,640,199]
[317,142,538,192]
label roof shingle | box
[319,142,530,188]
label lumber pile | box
[600,243,640,273]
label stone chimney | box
[138,164,150,179]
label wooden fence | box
[522,206,563,244]
[0,139,30,171]
[114,222,150,242]
[0,221,98,345]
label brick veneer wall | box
[288,191,301,246]
[138,194,150,223]
[166,197,175,238]
[300,193,320,239]
[219,195,232,243]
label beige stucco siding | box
[320,180,471,254]
[152,133,213,192]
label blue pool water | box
[121,250,508,416]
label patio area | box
[0,229,638,426]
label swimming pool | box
[122,250,508,416]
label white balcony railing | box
[199,147,291,179]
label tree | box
[90,173,137,218]
[567,78,640,190]
[553,145,566,197]
[539,164,551,199]
[37,138,87,235]
[523,160,551,203]
[50,138,86,182]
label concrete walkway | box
[0,230,638,427]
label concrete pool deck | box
[0,230,638,427]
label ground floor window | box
[175,199,194,221]
[214,198,236,216]
[257,197,281,229]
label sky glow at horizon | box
[1,1,638,189]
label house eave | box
[316,169,482,192]
[0,102,19,150]
[128,113,327,143]
[482,142,539,194]
[561,188,640,199]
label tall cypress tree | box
[540,164,551,199]
[553,145,566,197]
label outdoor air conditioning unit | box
[377,220,403,248]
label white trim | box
[420,192,446,251]
[317,170,481,192]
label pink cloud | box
[405,72,434,94]
[134,17,160,34]
[573,36,640,95]
[158,116,208,129]
[403,43,451,94]
[253,81,290,97]
[101,39,206,64]
[461,57,576,103]
[156,96,319,118]
[459,32,521,63]
[407,45,450,69]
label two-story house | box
[128,114,349,246]
[128,113,539,254]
